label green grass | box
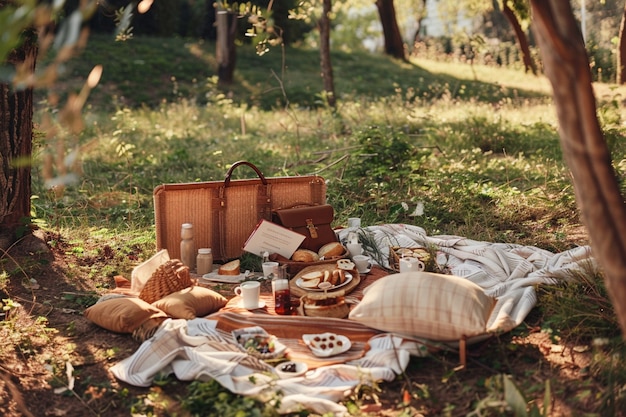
[33,34,626,251]
[18,33,626,416]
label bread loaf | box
[292,249,320,263]
[318,242,345,259]
[217,259,240,275]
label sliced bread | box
[217,259,240,275]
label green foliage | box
[17,34,626,416]
[181,379,280,417]
[538,263,621,342]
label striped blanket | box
[111,224,594,415]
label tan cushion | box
[84,296,167,333]
[152,286,227,319]
[348,272,496,341]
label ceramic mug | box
[234,281,261,309]
[399,257,425,273]
[262,261,279,278]
[346,242,363,258]
[352,254,372,273]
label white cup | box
[234,281,261,309]
[399,257,425,273]
[346,242,363,258]
[262,261,279,278]
[352,254,372,273]
[347,217,361,228]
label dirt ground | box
[0,229,615,417]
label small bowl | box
[274,361,308,379]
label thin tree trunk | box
[0,32,36,249]
[216,8,237,85]
[530,0,626,338]
[502,1,536,75]
[617,3,626,84]
[375,0,406,61]
[319,0,336,107]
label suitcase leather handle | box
[224,160,268,187]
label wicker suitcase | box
[153,161,326,262]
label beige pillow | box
[348,272,496,341]
[152,286,227,319]
[84,296,167,333]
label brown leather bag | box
[272,204,338,252]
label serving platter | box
[302,332,352,357]
[232,326,287,359]
[295,272,353,292]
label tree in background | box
[319,0,336,107]
[530,0,626,337]
[375,0,406,60]
[617,2,626,84]
[0,4,36,249]
[499,0,536,74]
[0,0,110,249]
[215,2,238,85]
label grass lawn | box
[1,33,625,416]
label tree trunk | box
[375,0,406,61]
[319,0,336,108]
[502,1,537,75]
[0,33,36,250]
[617,3,626,84]
[530,0,626,338]
[216,8,238,85]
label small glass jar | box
[196,248,213,275]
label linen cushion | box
[152,286,228,319]
[84,296,168,333]
[348,272,496,341]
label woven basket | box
[278,249,349,276]
[389,246,432,272]
[298,294,350,319]
[138,259,193,304]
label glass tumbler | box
[272,266,291,315]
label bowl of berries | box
[274,361,308,378]
[232,326,287,359]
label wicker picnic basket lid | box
[138,259,193,304]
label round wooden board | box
[290,263,361,298]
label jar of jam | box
[196,248,213,275]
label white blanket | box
[338,224,594,335]
[111,224,595,415]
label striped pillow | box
[348,272,496,341]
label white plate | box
[357,268,371,274]
[200,269,249,284]
[232,327,287,359]
[275,361,308,379]
[295,272,353,292]
[237,300,266,310]
[302,332,352,357]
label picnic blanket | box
[111,224,595,415]
[337,224,595,336]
